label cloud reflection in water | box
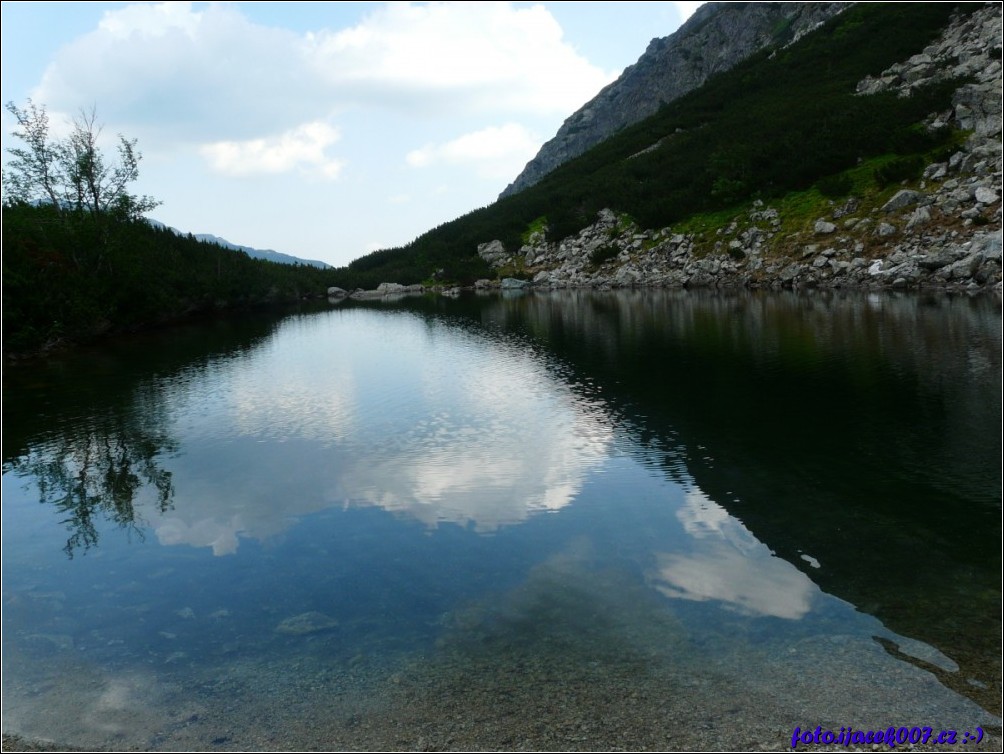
[152,311,613,552]
[648,488,818,619]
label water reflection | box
[456,288,1001,711]
[2,313,283,556]
[5,389,176,558]
[650,546,816,619]
[128,310,613,552]
[650,488,817,619]
[2,289,1000,749]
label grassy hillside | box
[333,2,978,290]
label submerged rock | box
[275,611,339,635]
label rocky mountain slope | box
[500,2,848,199]
[479,3,1002,293]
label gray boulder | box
[974,186,999,204]
[882,190,922,212]
[477,240,510,267]
[500,278,530,289]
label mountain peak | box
[499,2,848,199]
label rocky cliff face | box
[499,2,848,199]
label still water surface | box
[2,290,1001,750]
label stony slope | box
[479,3,1002,293]
[499,2,848,199]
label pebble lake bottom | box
[2,289,1000,751]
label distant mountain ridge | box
[147,219,331,269]
[500,1,849,198]
[190,232,331,269]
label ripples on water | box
[2,290,1000,750]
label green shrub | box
[816,173,854,198]
[590,244,620,266]
[874,155,925,188]
[521,216,549,243]
[3,203,340,355]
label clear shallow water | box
[2,290,1000,750]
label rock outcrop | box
[349,282,426,299]
[500,2,848,199]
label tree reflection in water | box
[4,311,287,558]
[10,422,176,557]
[6,372,178,558]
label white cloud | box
[406,123,540,179]
[97,1,201,39]
[307,2,614,115]
[32,1,614,145]
[16,1,629,265]
[34,3,312,142]
[200,121,344,178]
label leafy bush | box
[816,173,854,198]
[521,216,549,243]
[874,155,925,188]
[590,244,621,266]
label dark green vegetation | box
[338,2,977,288]
[3,101,337,356]
[2,204,335,356]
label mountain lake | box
[2,289,1001,751]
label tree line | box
[2,202,337,356]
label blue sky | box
[1,2,699,267]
